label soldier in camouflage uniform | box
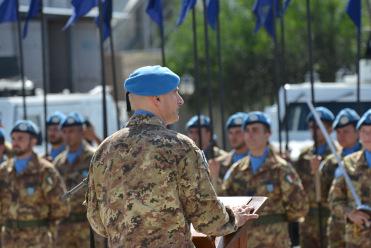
[220,111,309,248]
[329,109,371,248]
[46,112,66,162]
[0,120,69,248]
[54,112,103,247]
[85,65,259,247]
[321,108,362,248]
[294,106,335,248]
[208,112,249,192]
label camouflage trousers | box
[299,209,328,248]
[56,221,106,248]
[327,215,346,248]
[245,222,291,248]
[1,226,52,248]
[344,223,371,248]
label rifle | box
[62,177,88,201]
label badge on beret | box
[234,117,243,125]
[26,187,35,196]
[340,116,349,125]
[52,116,60,123]
[82,169,89,177]
[67,117,75,124]
[19,123,28,131]
[249,114,258,121]
[266,183,274,192]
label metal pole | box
[40,0,49,156]
[191,8,203,150]
[215,0,226,150]
[160,22,166,66]
[98,0,108,139]
[15,0,27,119]
[202,0,215,158]
[356,3,361,112]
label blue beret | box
[333,108,360,129]
[306,106,335,123]
[60,112,85,128]
[11,120,39,137]
[356,109,371,129]
[124,65,180,96]
[242,111,271,129]
[186,115,211,129]
[46,111,66,126]
[226,112,248,129]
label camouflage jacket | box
[85,114,238,248]
[54,141,94,215]
[0,153,69,224]
[294,145,333,208]
[329,150,371,246]
[223,147,309,221]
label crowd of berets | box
[0,66,370,248]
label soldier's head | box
[60,112,84,149]
[124,65,184,125]
[357,109,371,151]
[186,115,212,150]
[226,112,248,150]
[46,111,65,146]
[11,120,39,157]
[306,107,334,145]
[242,112,271,152]
[333,108,360,149]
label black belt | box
[4,219,49,229]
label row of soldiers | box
[0,112,105,247]
[0,105,370,247]
[184,107,371,248]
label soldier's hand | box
[310,156,322,175]
[232,205,259,227]
[347,210,370,228]
[208,159,220,180]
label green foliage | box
[166,0,367,115]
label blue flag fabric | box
[282,0,291,15]
[146,0,163,30]
[23,0,41,38]
[345,0,361,30]
[95,0,112,40]
[64,0,97,30]
[176,0,197,26]
[253,0,278,38]
[0,0,18,23]
[207,0,219,30]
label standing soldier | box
[209,112,249,192]
[329,109,371,248]
[85,65,259,247]
[46,111,66,161]
[221,111,309,247]
[54,112,101,247]
[294,106,335,247]
[186,114,228,160]
[0,120,69,247]
[321,108,362,248]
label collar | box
[126,114,166,129]
[314,143,328,156]
[133,109,155,117]
[14,155,33,174]
[231,150,249,164]
[249,147,270,174]
[51,144,66,160]
[67,144,83,165]
[342,142,362,157]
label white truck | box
[266,59,371,161]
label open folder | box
[192,196,268,248]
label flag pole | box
[202,0,215,158]
[40,0,49,155]
[98,0,108,139]
[191,7,203,150]
[214,0,226,150]
[160,19,166,66]
[15,0,27,119]
[355,2,361,112]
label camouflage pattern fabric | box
[329,150,371,248]
[222,147,309,248]
[0,153,69,248]
[85,114,238,247]
[294,145,333,248]
[54,141,104,247]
